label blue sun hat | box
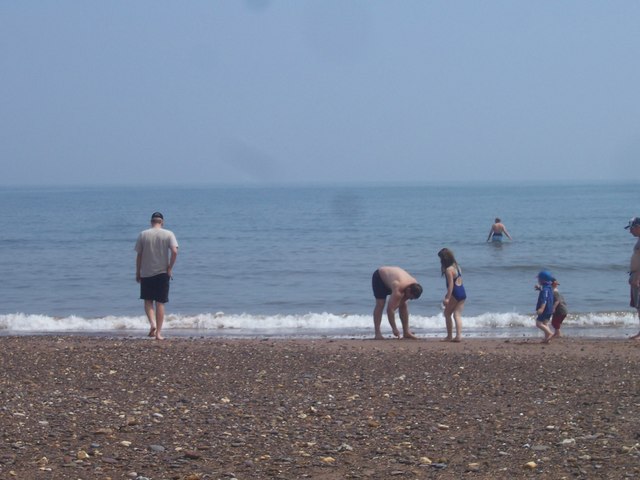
[537,270,554,283]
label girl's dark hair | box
[438,248,458,276]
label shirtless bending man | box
[371,266,423,340]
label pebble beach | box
[1,336,639,479]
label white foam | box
[0,310,637,334]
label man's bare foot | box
[542,336,553,344]
[374,335,385,340]
[402,332,418,340]
[155,334,165,341]
[451,337,462,343]
[441,337,453,342]
[148,327,157,337]
[392,329,400,338]
[630,332,640,340]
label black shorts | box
[140,273,170,303]
[372,269,391,299]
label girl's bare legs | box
[452,300,464,342]
[443,299,463,342]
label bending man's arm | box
[385,289,403,337]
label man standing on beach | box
[626,217,640,340]
[135,212,178,341]
[372,266,423,340]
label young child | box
[535,270,555,343]
[551,279,568,338]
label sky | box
[1,1,639,186]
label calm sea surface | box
[1,183,638,337]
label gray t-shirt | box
[135,227,179,278]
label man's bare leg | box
[155,302,166,340]
[631,312,640,340]
[373,299,386,339]
[144,300,157,337]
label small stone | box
[437,424,450,430]
[120,441,132,447]
[467,462,480,472]
[184,450,202,460]
[419,457,432,465]
[149,445,165,453]
[531,445,550,452]
[76,450,89,460]
[320,456,336,464]
[524,461,537,469]
[559,438,576,446]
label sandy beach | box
[1,336,639,479]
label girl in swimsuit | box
[438,248,466,342]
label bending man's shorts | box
[372,269,392,300]
[140,273,170,303]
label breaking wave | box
[0,311,637,337]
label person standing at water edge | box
[487,218,512,242]
[535,270,555,343]
[625,217,640,339]
[438,248,466,342]
[135,212,179,340]
[371,266,423,340]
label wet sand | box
[1,336,639,479]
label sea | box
[1,183,638,339]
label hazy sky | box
[1,1,639,186]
